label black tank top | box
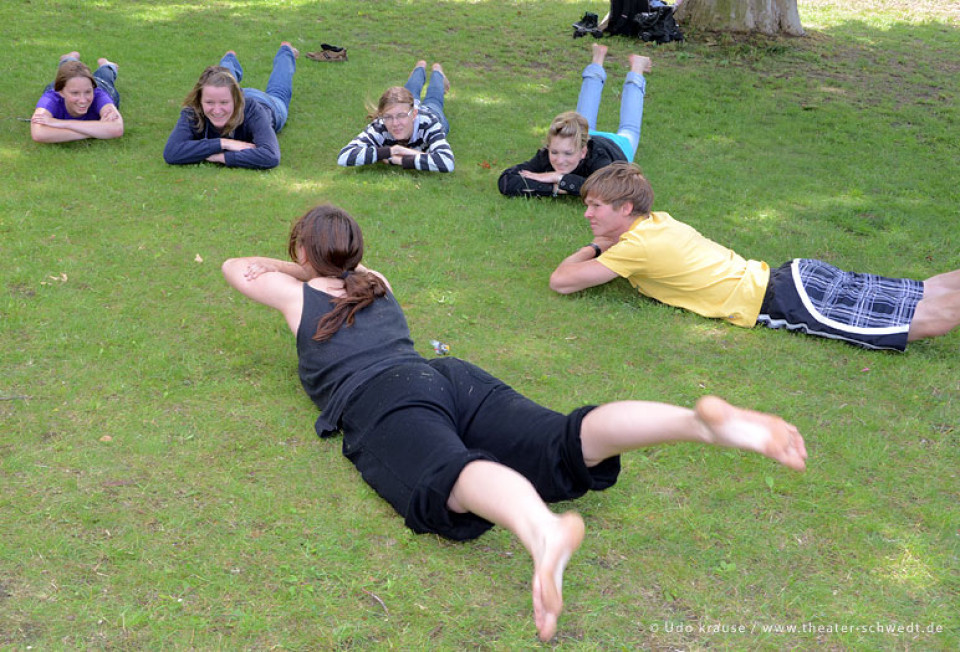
[296,284,423,436]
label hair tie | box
[339,270,351,280]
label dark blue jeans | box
[404,65,449,135]
[219,44,296,133]
[46,57,121,107]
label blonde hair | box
[546,111,590,149]
[365,86,414,122]
[183,66,245,134]
[581,162,654,216]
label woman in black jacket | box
[499,44,651,197]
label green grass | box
[2,0,959,648]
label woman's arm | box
[220,103,280,169]
[30,105,124,143]
[222,257,312,333]
[497,149,557,196]
[163,109,222,164]
[398,116,454,172]
[337,122,391,167]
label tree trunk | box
[676,0,804,37]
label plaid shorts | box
[757,258,925,351]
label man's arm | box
[549,243,620,294]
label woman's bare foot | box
[97,58,117,70]
[280,41,299,58]
[431,62,450,92]
[591,43,608,66]
[629,54,653,74]
[224,50,237,58]
[59,51,80,64]
[695,396,807,471]
[531,512,585,641]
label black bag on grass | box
[605,0,684,44]
[605,0,651,36]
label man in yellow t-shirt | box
[549,163,960,352]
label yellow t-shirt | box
[598,212,770,328]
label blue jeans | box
[47,56,121,107]
[219,44,296,133]
[575,62,646,162]
[404,65,450,135]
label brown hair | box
[182,66,245,134]
[546,111,590,149]
[54,61,96,93]
[580,162,655,216]
[287,205,389,342]
[365,86,415,122]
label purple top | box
[35,88,113,121]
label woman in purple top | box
[31,51,124,143]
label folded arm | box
[30,105,124,143]
[220,105,280,169]
[498,150,566,197]
[164,106,279,169]
[549,243,620,294]
[222,257,313,332]
[398,125,455,172]
[337,123,389,167]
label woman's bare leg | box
[447,460,585,641]
[580,395,807,471]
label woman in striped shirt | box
[338,61,454,173]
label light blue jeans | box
[575,62,646,162]
[404,65,450,135]
[219,44,296,133]
[47,56,121,107]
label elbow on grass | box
[548,273,577,295]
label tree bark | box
[676,0,805,37]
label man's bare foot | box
[431,62,450,92]
[629,54,653,75]
[695,396,807,471]
[97,58,117,70]
[59,51,80,64]
[591,43,608,66]
[280,41,299,58]
[532,512,585,641]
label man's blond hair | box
[581,162,654,216]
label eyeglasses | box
[381,108,414,123]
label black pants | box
[339,357,620,541]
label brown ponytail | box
[287,205,388,342]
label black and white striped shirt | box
[337,106,454,173]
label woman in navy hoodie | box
[163,43,297,170]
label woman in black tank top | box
[222,204,808,642]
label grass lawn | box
[1,0,958,648]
